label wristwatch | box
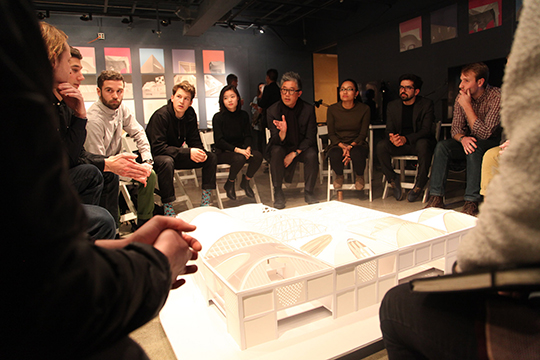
[144,159,154,165]
[295,150,301,156]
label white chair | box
[326,141,373,202]
[265,128,305,202]
[119,134,139,223]
[382,121,441,203]
[200,130,261,209]
[174,143,199,188]
[317,125,329,184]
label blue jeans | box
[429,138,500,202]
[83,204,116,241]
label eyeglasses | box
[340,88,355,92]
[399,85,415,91]
[280,88,300,95]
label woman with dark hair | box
[326,79,371,191]
[213,85,263,200]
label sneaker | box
[240,174,255,198]
[224,179,236,200]
[333,174,344,189]
[389,178,404,201]
[407,186,423,203]
[305,190,319,205]
[355,176,365,191]
[424,195,445,209]
[274,188,286,209]
[461,201,479,216]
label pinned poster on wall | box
[468,0,502,33]
[202,50,225,74]
[204,74,225,97]
[399,17,422,52]
[104,47,132,73]
[76,47,96,74]
[140,48,165,73]
[143,99,167,124]
[172,49,196,74]
[431,4,458,44]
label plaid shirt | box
[451,84,501,140]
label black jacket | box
[266,99,317,152]
[54,98,106,170]
[385,96,435,145]
[146,100,203,159]
[2,2,171,358]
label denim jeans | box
[83,204,116,241]
[429,138,500,202]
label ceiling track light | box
[121,15,133,24]
[37,10,50,20]
[80,13,92,21]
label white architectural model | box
[177,202,476,350]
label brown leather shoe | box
[407,186,423,202]
[424,195,445,209]
[333,174,344,189]
[461,201,479,216]
[355,176,365,191]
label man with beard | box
[376,74,436,201]
[86,70,156,228]
[425,63,501,216]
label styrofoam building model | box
[177,202,476,350]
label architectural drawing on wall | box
[75,46,96,73]
[399,16,422,52]
[203,50,225,74]
[140,48,165,73]
[104,47,132,73]
[172,49,196,73]
[205,98,219,128]
[173,74,197,94]
[141,74,166,98]
[191,98,200,124]
[431,4,458,44]
[469,0,501,33]
[122,100,136,118]
[80,75,98,101]
[121,74,134,99]
[204,74,225,97]
[143,99,167,124]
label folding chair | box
[382,121,441,203]
[200,130,262,209]
[326,142,373,202]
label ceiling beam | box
[183,0,241,36]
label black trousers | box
[101,172,120,224]
[216,150,263,180]
[154,152,217,204]
[327,144,368,176]
[270,145,318,192]
[376,137,435,190]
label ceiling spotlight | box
[37,10,50,20]
[80,13,92,21]
[161,19,171,27]
[258,26,265,34]
[228,22,236,31]
[121,16,133,24]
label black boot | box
[224,180,236,200]
[240,174,255,198]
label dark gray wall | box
[47,15,313,128]
[308,0,516,122]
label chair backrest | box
[434,120,443,142]
[121,133,138,153]
[200,130,214,152]
[317,125,328,154]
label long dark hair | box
[219,85,241,113]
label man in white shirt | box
[86,70,156,228]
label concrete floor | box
[126,162,469,360]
